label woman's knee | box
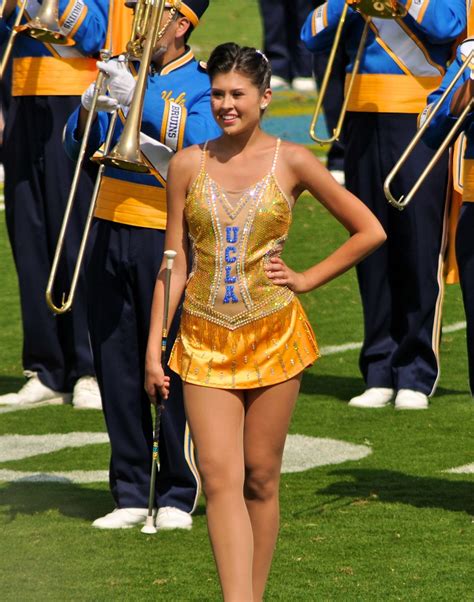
[244,465,280,502]
[198,456,243,498]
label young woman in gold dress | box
[145,43,385,602]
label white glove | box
[96,59,136,107]
[81,80,118,113]
[459,37,474,79]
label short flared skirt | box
[168,297,320,389]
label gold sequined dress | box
[169,139,319,389]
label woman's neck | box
[221,126,269,156]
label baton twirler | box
[141,249,177,535]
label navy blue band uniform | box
[64,31,221,511]
[0,0,121,394]
[423,3,474,393]
[302,0,466,396]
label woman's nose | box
[222,94,234,109]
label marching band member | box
[422,18,474,394]
[0,0,120,409]
[64,0,220,530]
[302,0,466,409]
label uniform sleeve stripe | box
[59,0,87,37]
[407,0,430,22]
[68,5,88,38]
[311,3,327,36]
[177,108,187,150]
[161,101,171,142]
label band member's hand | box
[96,59,136,108]
[265,256,308,292]
[81,81,118,113]
[145,364,170,405]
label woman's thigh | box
[244,375,302,472]
[183,384,246,479]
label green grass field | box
[1,3,473,600]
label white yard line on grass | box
[444,463,474,474]
[320,320,466,356]
[0,434,372,481]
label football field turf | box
[0,2,473,599]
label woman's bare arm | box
[266,143,386,293]
[144,148,198,401]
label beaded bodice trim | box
[183,139,295,331]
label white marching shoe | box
[73,376,102,410]
[155,507,193,531]
[270,75,290,90]
[348,387,394,408]
[0,371,71,406]
[92,508,148,529]
[395,389,429,410]
[292,76,316,92]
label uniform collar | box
[158,47,195,75]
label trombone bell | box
[94,145,151,173]
[15,0,74,45]
[347,0,407,18]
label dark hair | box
[207,43,272,92]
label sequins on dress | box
[169,139,319,388]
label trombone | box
[309,0,406,144]
[0,0,72,79]
[45,0,168,314]
[45,50,118,314]
[95,0,170,172]
[384,50,474,211]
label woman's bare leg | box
[183,383,254,602]
[244,375,302,601]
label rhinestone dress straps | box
[169,139,319,389]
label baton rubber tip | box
[141,515,157,534]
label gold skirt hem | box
[168,297,319,390]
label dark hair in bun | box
[207,42,272,92]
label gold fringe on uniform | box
[169,297,319,390]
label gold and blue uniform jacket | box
[0,0,117,96]
[64,50,221,229]
[301,0,466,113]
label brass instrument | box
[15,0,72,44]
[309,0,406,144]
[45,0,171,313]
[95,0,172,172]
[384,50,474,210]
[45,50,118,314]
[0,0,72,79]
[0,0,27,79]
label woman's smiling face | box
[211,70,271,135]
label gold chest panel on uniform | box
[184,165,294,328]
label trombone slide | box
[46,55,117,314]
[384,50,474,211]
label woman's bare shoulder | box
[170,143,203,171]
[279,140,319,169]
